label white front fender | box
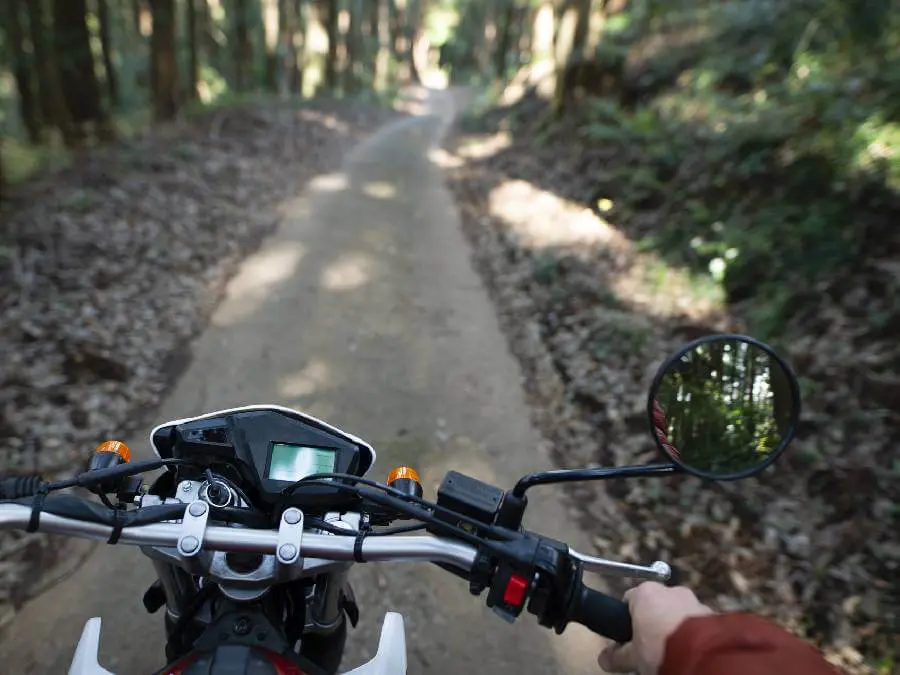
[344,612,407,675]
[67,613,407,675]
[68,618,113,675]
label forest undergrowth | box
[0,98,403,632]
[445,80,899,674]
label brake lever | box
[569,549,671,583]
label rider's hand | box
[598,582,714,674]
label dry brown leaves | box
[0,99,402,628]
[445,119,898,674]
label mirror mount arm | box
[511,463,681,499]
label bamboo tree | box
[149,0,179,119]
[4,0,42,143]
[97,0,121,107]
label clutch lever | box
[569,549,671,583]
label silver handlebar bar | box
[0,504,478,570]
[0,503,671,582]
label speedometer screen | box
[268,443,337,481]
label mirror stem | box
[512,463,680,498]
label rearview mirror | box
[648,334,800,480]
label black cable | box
[371,523,427,536]
[168,582,219,656]
[303,518,426,537]
[289,478,515,544]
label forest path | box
[0,87,604,674]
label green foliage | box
[561,0,900,337]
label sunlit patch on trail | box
[362,181,397,199]
[321,251,373,291]
[428,147,465,168]
[310,173,349,193]
[215,243,306,326]
[297,109,349,134]
[485,178,723,319]
[456,131,512,160]
[279,358,331,399]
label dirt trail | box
[0,89,606,674]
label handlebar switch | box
[486,562,535,623]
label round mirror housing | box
[647,334,800,481]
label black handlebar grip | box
[570,584,633,643]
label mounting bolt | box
[283,509,301,525]
[233,616,252,636]
[180,536,200,555]
[181,481,192,492]
[188,501,207,517]
[279,544,297,561]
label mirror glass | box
[649,336,799,479]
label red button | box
[503,573,529,607]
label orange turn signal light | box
[387,466,420,485]
[95,440,131,463]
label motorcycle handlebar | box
[0,503,478,570]
[569,584,633,643]
[0,501,640,644]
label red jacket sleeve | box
[661,613,839,675]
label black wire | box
[303,517,426,537]
[281,472,412,500]
[168,582,219,656]
[288,477,515,544]
[371,523,427,536]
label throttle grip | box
[570,584,633,643]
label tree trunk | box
[198,0,221,72]
[132,0,142,35]
[185,0,199,100]
[26,0,77,145]
[388,0,403,64]
[97,0,120,107]
[322,0,338,90]
[376,0,392,90]
[293,0,306,94]
[552,0,591,114]
[366,0,381,85]
[52,0,107,136]
[277,0,295,94]
[344,0,364,91]
[149,0,180,119]
[233,0,252,91]
[493,0,516,79]
[4,0,42,143]
[404,0,421,83]
[263,0,279,91]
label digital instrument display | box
[268,443,337,481]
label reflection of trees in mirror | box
[656,341,789,475]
